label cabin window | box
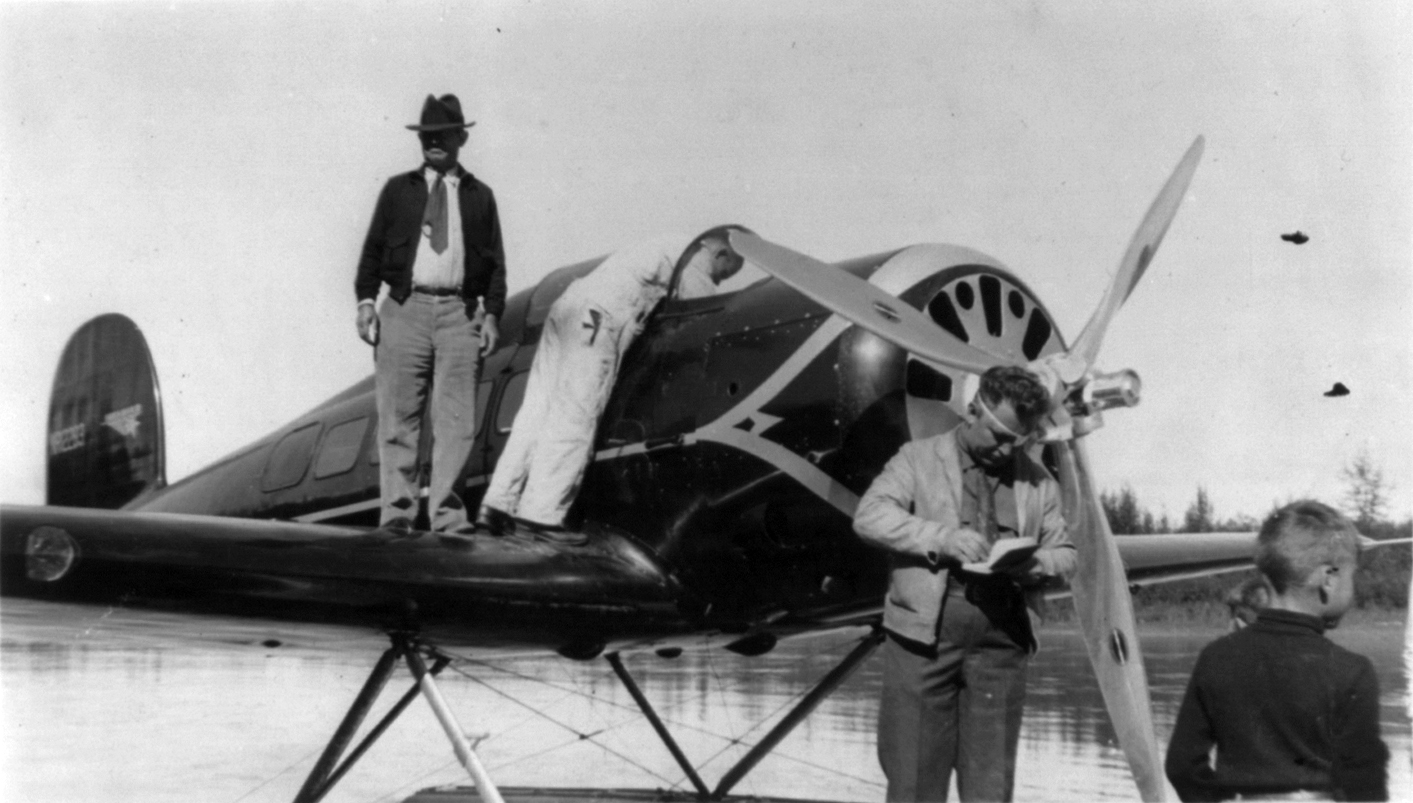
[496,371,529,434]
[261,423,322,492]
[313,417,369,479]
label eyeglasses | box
[972,396,1036,446]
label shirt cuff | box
[357,299,376,310]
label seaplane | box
[4,136,1389,802]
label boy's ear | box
[1315,563,1340,599]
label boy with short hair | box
[1164,501,1388,801]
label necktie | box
[422,174,448,254]
[965,465,1000,543]
[978,470,999,543]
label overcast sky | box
[3,1,1409,525]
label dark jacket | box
[1164,609,1388,802]
[354,167,507,317]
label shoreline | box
[1041,603,1408,632]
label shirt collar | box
[421,163,464,184]
[1253,608,1326,635]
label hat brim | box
[406,121,477,132]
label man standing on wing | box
[355,94,505,535]
[854,365,1077,802]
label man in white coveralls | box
[478,227,746,544]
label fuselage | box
[124,240,1068,636]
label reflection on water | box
[2,600,1408,802]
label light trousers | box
[375,293,482,531]
[482,283,632,526]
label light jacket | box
[853,430,1076,651]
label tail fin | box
[47,314,166,508]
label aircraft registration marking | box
[49,423,85,455]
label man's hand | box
[935,527,990,565]
[356,304,379,346]
[479,313,499,356]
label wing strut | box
[293,634,504,803]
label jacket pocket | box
[383,236,412,270]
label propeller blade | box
[1056,438,1168,801]
[728,231,1018,375]
[1070,135,1205,368]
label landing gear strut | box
[606,626,885,800]
[292,633,504,803]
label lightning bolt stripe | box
[691,243,1011,517]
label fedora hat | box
[406,94,476,132]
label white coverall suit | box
[482,236,712,526]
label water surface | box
[2,600,1408,802]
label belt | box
[412,285,460,297]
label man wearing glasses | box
[854,365,1077,802]
[354,94,506,536]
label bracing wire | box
[441,659,680,786]
[435,632,886,792]
[230,632,886,803]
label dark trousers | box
[878,586,1029,803]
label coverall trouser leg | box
[480,305,561,517]
[513,298,625,526]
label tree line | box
[1094,450,1409,619]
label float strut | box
[314,653,451,800]
[293,644,400,803]
[712,628,886,798]
[606,652,711,798]
[406,643,506,803]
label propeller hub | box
[1084,369,1142,411]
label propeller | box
[731,135,1205,402]
[1058,437,1168,802]
[732,137,1207,802]
[1065,135,1205,374]
[727,232,1020,376]
[1046,137,1205,803]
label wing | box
[1,504,684,656]
[1116,531,1409,588]
[1117,531,1259,586]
